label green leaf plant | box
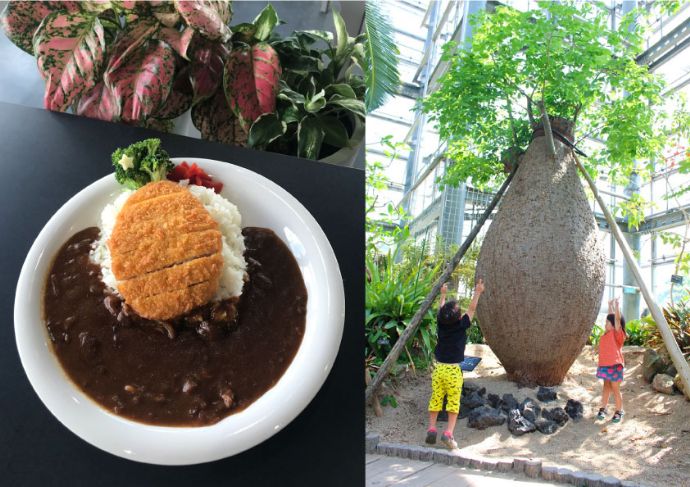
[363,1,400,112]
[422,1,674,195]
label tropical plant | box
[363,1,400,112]
[263,13,366,160]
[644,299,690,359]
[423,1,667,190]
[0,1,365,160]
[624,318,653,346]
[365,243,442,369]
[421,1,685,385]
[588,324,604,347]
[366,136,410,252]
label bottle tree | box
[423,1,671,385]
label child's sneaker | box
[612,410,624,423]
[425,429,437,445]
[596,407,607,420]
[440,432,457,450]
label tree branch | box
[506,98,519,147]
[573,103,582,126]
[365,194,379,216]
[538,100,557,158]
[527,96,536,127]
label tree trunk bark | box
[475,136,606,385]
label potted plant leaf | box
[249,10,367,164]
[0,1,366,164]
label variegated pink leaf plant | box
[33,11,107,111]
[223,42,281,133]
[0,0,247,133]
[0,1,364,161]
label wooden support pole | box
[365,368,383,416]
[573,153,690,399]
[365,168,517,404]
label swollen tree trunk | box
[475,135,606,385]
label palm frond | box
[364,1,400,113]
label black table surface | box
[0,102,364,486]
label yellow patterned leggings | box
[428,363,463,414]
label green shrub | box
[587,319,651,346]
[644,299,690,359]
[380,395,398,408]
[467,319,484,344]
[588,324,603,346]
[365,245,441,368]
[624,318,653,346]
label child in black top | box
[425,279,484,449]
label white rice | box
[90,183,247,301]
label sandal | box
[612,410,624,423]
[440,432,458,450]
[596,407,607,420]
[425,429,437,445]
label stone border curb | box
[365,433,653,487]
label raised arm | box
[465,279,485,321]
[614,297,622,332]
[608,298,614,315]
[440,283,448,307]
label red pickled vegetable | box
[167,161,223,193]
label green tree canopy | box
[423,1,668,189]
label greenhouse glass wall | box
[367,0,690,324]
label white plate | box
[14,157,345,465]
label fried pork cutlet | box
[109,181,223,320]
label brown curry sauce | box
[44,227,307,426]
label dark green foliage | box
[380,394,398,408]
[112,138,173,189]
[267,10,365,159]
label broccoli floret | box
[112,138,174,190]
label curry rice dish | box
[43,180,307,426]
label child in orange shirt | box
[596,297,626,423]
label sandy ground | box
[366,345,690,487]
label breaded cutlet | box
[108,181,223,320]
